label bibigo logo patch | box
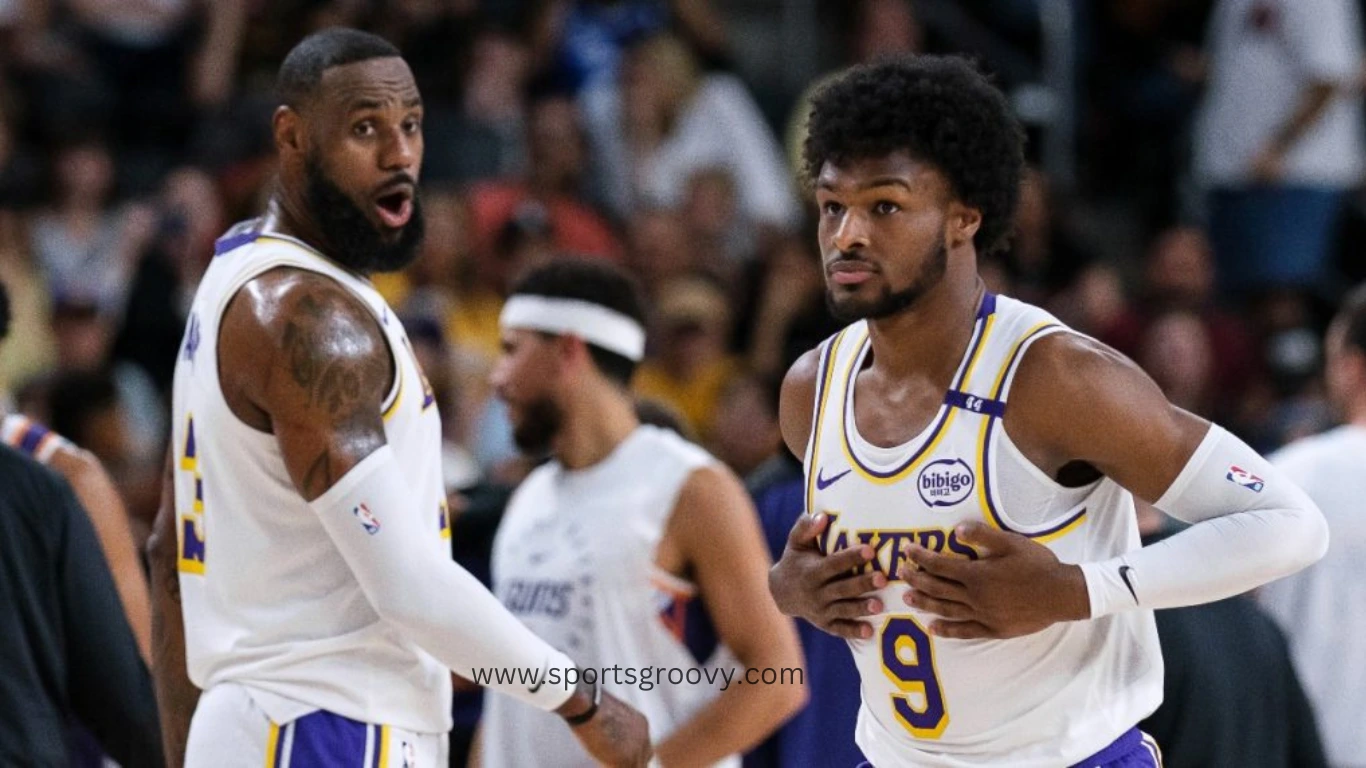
[917,458,975,508]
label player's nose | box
[831,210,870,253]
[379,128,418,172]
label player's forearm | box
[148,503,199,767]
[1081,425,1329,618]
[653,659,806,768]
[308,446,579,711]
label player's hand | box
[896,521,1090,640]
[768,512,887,640]
[565,688,653,767]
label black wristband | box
[563,675,601,726]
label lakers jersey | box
[169,219,452,734]
[804,293,1162,767]
[480,425,739,768]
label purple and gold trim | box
[839,295,998,485]
[805,328,851,515]
[974,321,1087,540]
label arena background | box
[0,1,1360,766]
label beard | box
[511,395,564,457]
[304,153,425,274]
[825,237,948,323]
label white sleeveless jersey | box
[170,219,452,734]
[480,425,739,768]
[805,293,1162,767]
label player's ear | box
[273,106,307,157]
[946,202,982,250]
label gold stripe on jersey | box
[805,328,852,516]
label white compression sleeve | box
[1079,424,1329,619]
[308,446,578,711]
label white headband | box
[499,294,646,361]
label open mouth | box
[374,187,414,229]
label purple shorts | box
[854,727,1162,768]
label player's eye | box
[822,201,844,216]
[874,201,901,215]
[402,117,421,134]
[352,121,375,137]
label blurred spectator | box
[1134,498,1328,768]
[467,91,623,266]
[739,235,836,382]
[30,138,153,317]
[613,33,800,234]
[112,165,225,396]
[682,166,752,269]
[0,211,56,396]
[634,275,741,440]
[998,168,1095,309]
[708,372,782,480]
[1257,283,1366,768]
[531,0,728,97]
[1104,226,1258,421]
[627,207,703,298]
[49,296,164,467]
[1193,0,1366,301]
[1136,308,1217,415]
[786,0,923,184]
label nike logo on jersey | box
[1119,565,1139,604]
[816,467,852,490]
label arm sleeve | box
[56,476,165,767]
[1079,424,1329,619]
[308,446,578,711]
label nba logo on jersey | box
[917,458,976,507]
[1226,465,1265,493]
[353,503,382,534]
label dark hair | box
[802,54,1026,255]
[277,28,403,108]
[0,278,10,343]
[1337,282,1366,357]
[509,258,649,386]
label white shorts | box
[185,683,449,767]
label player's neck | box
[263,194,355,274]
[553,388,639,471]
[1347,402,1366,429]
[865,269,985,381]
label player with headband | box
[478,259,807,768]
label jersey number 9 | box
[880,616,948,738]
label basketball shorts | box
[853,726,1163,768]
[185,682,449,768]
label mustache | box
[377,173,417,192]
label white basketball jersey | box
[170,219,452,734]
[480,425,739,768]
[805,293,1162,767]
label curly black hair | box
[803,54,1026,256]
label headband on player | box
[499,294,646,362]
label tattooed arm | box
[218,270,652,763]
[148,450,197,767]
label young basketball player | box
[769,54,1328,767]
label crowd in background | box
[0,0,1362,765]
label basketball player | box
[147,29,650,768]
[479,259,807,767]
[767,55,1329,767]
[1257,283,1366,767]
[0,279,152,665]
